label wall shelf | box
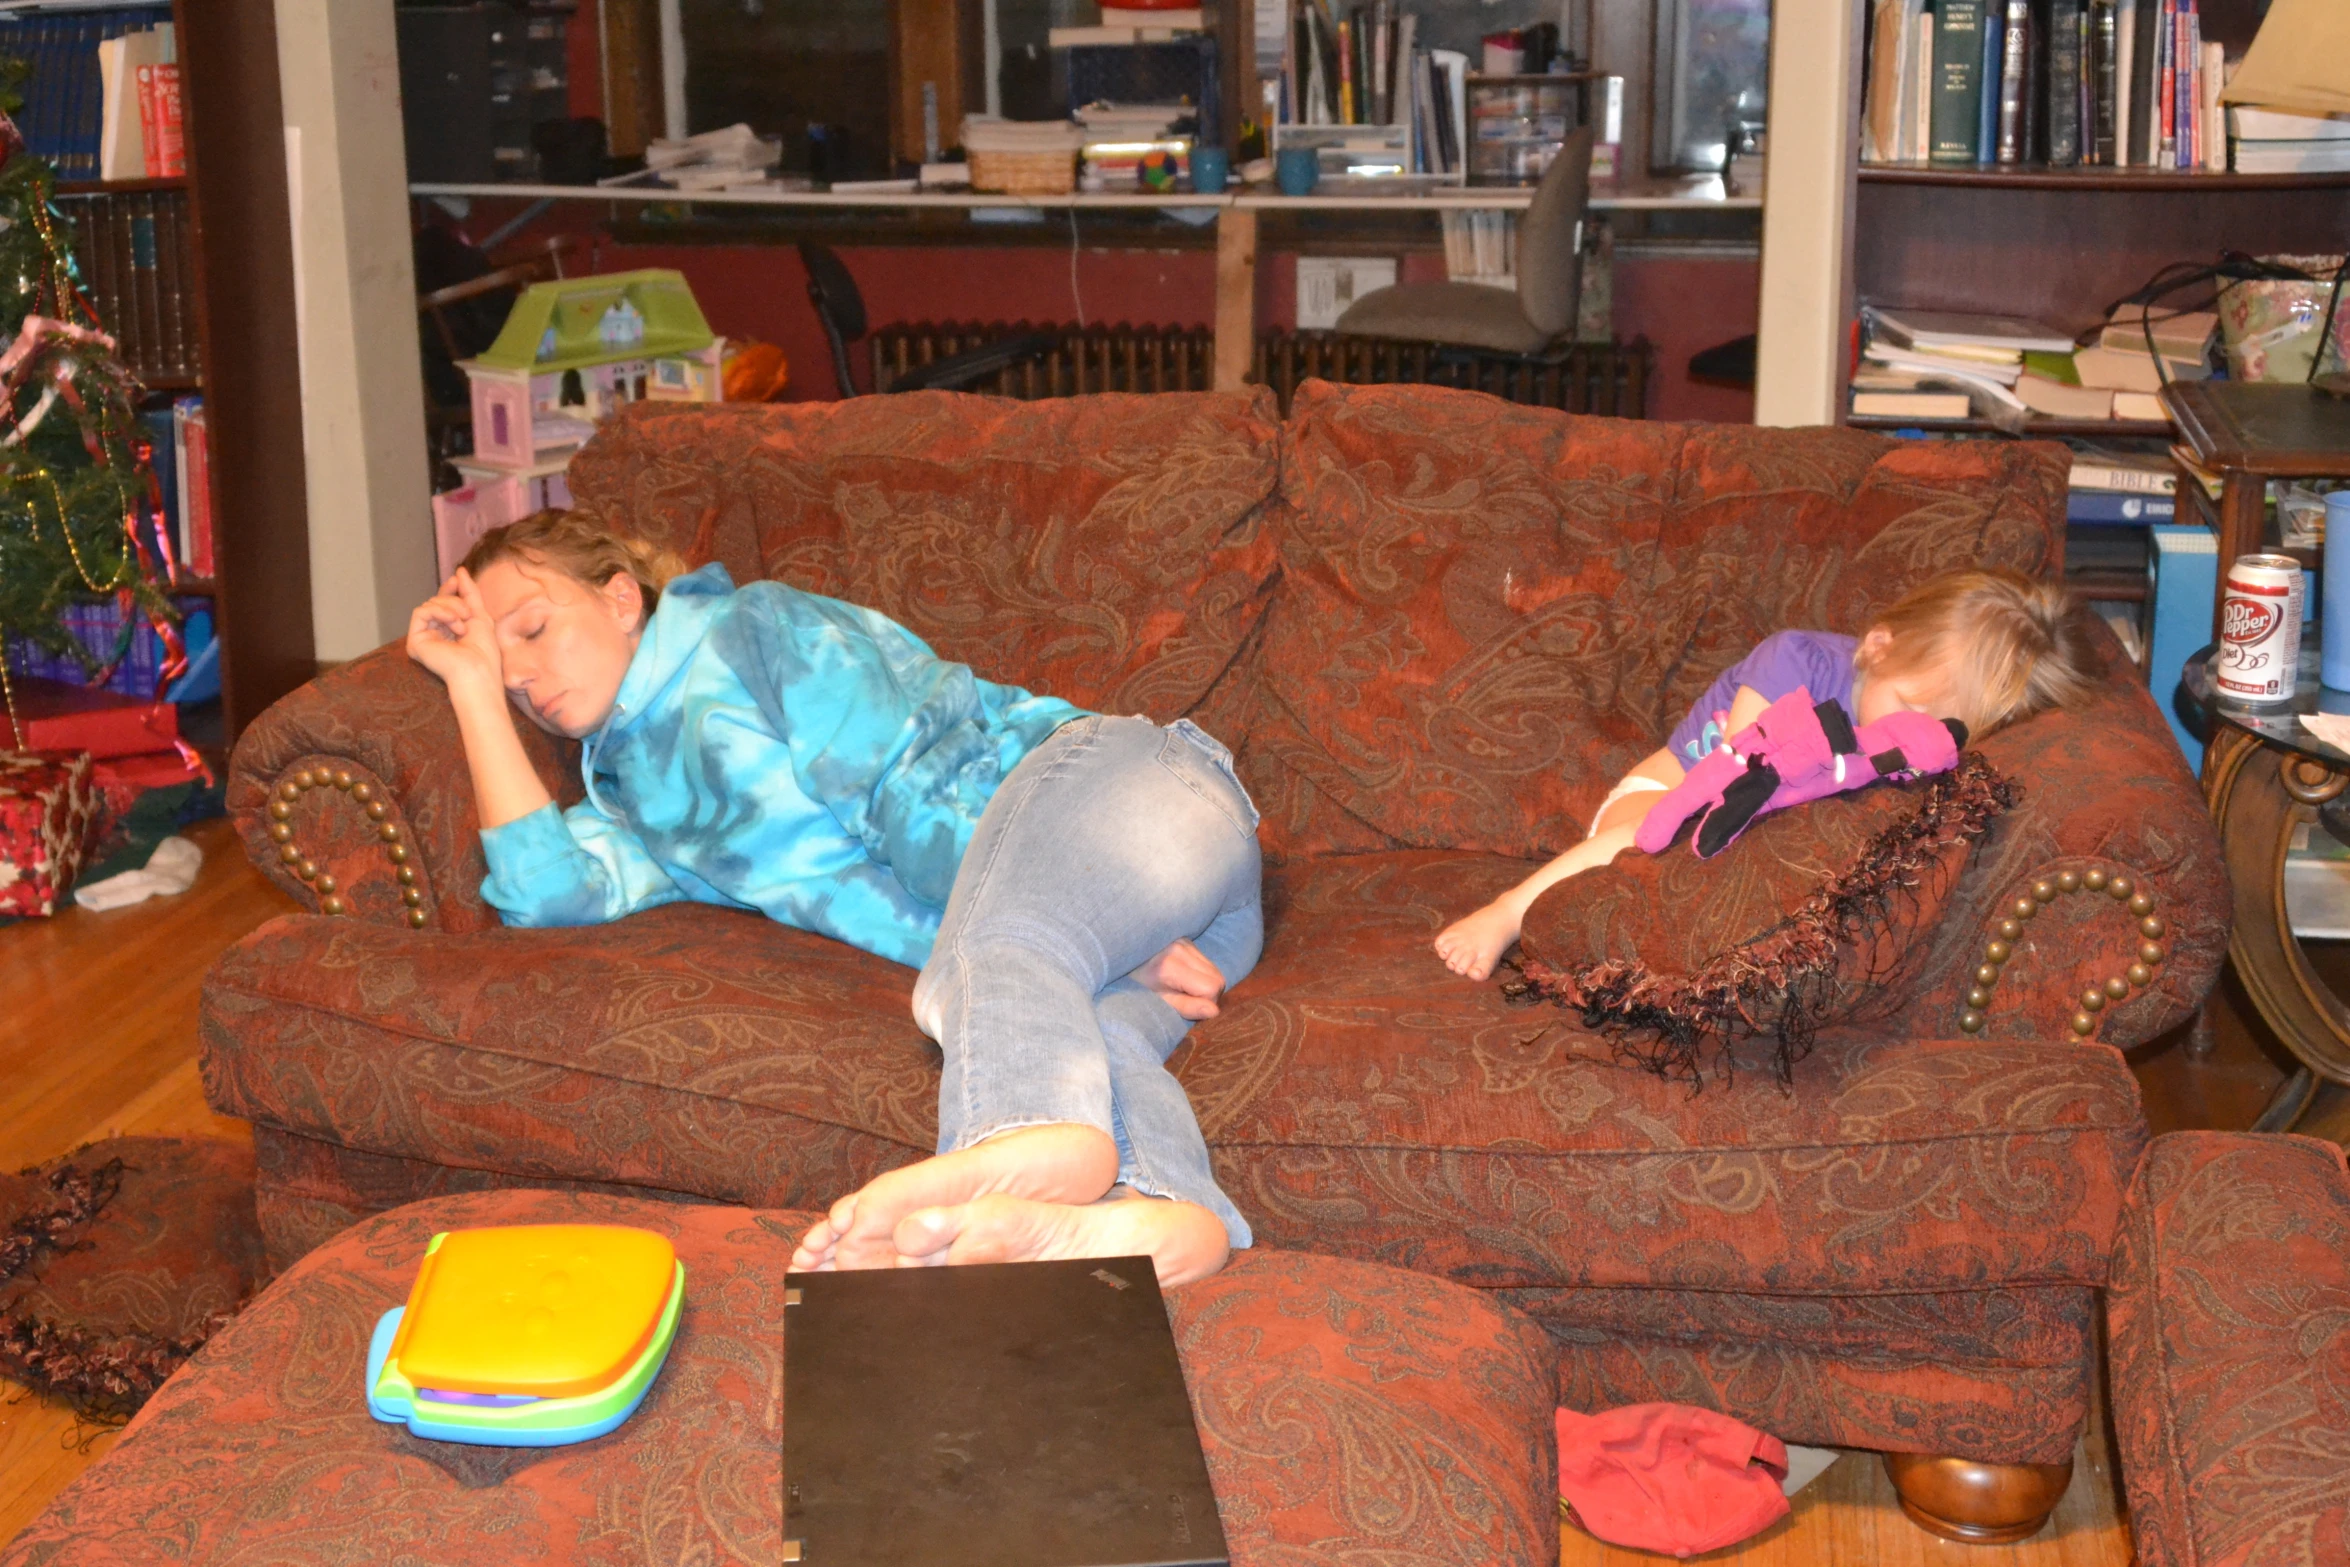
[1848,414,2177,439]
[1859,163,2350,191]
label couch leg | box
[1881,1452,2073,1544]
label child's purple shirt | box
[1665,630,1860,765]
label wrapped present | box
[0,751,107,916]
[0,675,180,759]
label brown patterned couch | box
[203,382,2227,1539]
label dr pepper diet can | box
[2217,553,2305,704]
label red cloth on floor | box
[1558,1402,1791,1558]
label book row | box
[1863,0,2231,171]
[58,188,199,386]
[0,8,183,183]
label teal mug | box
[1274,146,1319,196]
[1191,145,1229,194]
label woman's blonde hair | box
[1858,567,2101,736]
[459,510,690,617]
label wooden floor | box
[0,817,284,1542]
[0,816,2328,1560]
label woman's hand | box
[1132,938,1227,1021]
[406,569,504,698]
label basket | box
[969,148,1076,194]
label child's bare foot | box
[1434,899,1523,981]
[891,1188,1232,1287]
[790,1123,1119,1272]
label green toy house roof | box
[472,268,716,372]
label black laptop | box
[783,1256,1229,1567]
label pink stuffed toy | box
[1634,687,1967,860]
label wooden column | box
[1213,207,1258,393]
[889,0,985,168]
[178,0,314,739]
[1753,0,1863,426]
[599,0,665,158]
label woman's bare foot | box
[790,1123,1119,1272]
[1434,898,1523,981]
[892,1188,1232,1287]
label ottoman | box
[2107,1131,2350,1567]
[0,1189,1563,1567]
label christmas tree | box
[0,73,181,728]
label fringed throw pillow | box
[1505,754,2020,1084]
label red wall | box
[588,234,1756,414]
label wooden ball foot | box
[1882,1452,2072,1544]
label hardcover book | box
[1929,0,1986,163]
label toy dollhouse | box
[433,270,724,574]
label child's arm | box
[1433,684,1773,982]
[406,568,555,831]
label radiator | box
[869,321,1214,397]
[1253,331,1652,418]
[867,320,1652,418]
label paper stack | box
[640,124,784,191]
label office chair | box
[1333,124,1597,354]
[797,243,1057,397]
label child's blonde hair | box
[459,510,690,616]
[1858,567,2100,736]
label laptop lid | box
[783,1256,1228,1567]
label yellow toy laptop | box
[365,1224,684,1446]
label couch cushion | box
[203,851,2146,1303]
[0,1188,1563,1567]
[1241,380,2066,859]
[2108,1132,2350,1567]
[563,391,1283,717]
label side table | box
[2163,380,2350,637]
[2186,638,2350,1130]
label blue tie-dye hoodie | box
[478,563,1087,968]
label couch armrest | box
[1918,632,2229,1048]
[2107,1132,2350,1567]
[227,642,580,933]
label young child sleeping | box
[1434,568,2100,982]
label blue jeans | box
[911,715,1263,1249]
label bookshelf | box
[1843,0,2349,424]
[0,0,307,744]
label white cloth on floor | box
[73,834,202,911]
[1781,1443,1841,1496]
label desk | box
[2164,380,2350,635]
[410,178,1759,392]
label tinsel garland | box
[0,105,181,732]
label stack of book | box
[0,7,178,182]
[2228,105,2350,173]
[2069,449,2176,523]
[2013,306,2209,420]
[1862,0,2230,170]
[1272,0,1471,179]
[1851,307,2074,422]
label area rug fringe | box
[0,1158,122,1287]
[0,1152,233,1424]
[1501,753,2020,1087]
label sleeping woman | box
[405,510,1261,1287]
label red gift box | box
[0,751,107,917]
[0,675,180,759]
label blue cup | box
[1190,145,1229,194]
[2323,493,2350,688]
[1275,145,1319,197]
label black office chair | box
[798,243,1057,397]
